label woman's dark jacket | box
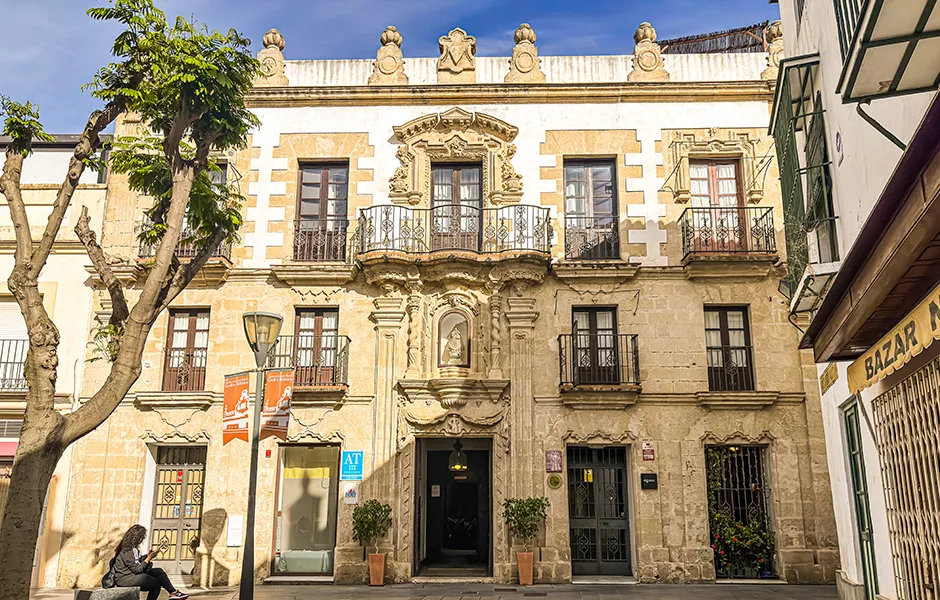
[113,549,150,581]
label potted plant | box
[351,499,392,586]
[502,496,550,586]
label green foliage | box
[351,499,392,555]
[0,96,54,157]
[85,0,260,152]
[501,496,550,552]
[87,324,123,363]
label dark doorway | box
[414,438,491,577]
[567,446,632,576]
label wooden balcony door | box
[163,309,209,392]
[294,309,339,386]
[564,161,619,260]
[689,160,747,252]
[297,164,348,261]
[572,308,618,385]
[431,164,482,251]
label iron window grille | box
[0,339,28,391]
[162,309,209,392]
[563,161,620,260]
[705,306,755,392]
[295,164,350,262]
[266,309,350,387]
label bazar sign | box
[848,281,940,394]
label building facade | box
[0,135,108,588]
[770,0,940,599]
[56,21,839,587]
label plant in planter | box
[351,499,392,586]
[502,496,550,586]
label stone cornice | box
[246,81,774,108]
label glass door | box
[274,445,340,575]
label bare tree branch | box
[28,102,123,279]
[0,148,34,264]
[155,226,227,313]
[74,205,129,328]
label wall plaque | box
[545,450,563,472]
[640,473,658,490]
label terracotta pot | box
[368,552,386,586]
[517,551,534,586]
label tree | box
[0,2,258,597]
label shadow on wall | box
[195,508,230,587]
[67,525,122,588]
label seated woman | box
[112,525,189,600]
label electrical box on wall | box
[640,473,658,490]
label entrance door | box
[567,446,631,576]
[415,438,491,576]
[844,403,878,599]
[150,446,207,576]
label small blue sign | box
[340,450,364,481]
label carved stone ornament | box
[628,22,669,82]
[505,23,546,83]
[256,28,289,87]
[388,107,524,206]
[668,129,764,204]
[762,20,784,81]
[369,26,408,85]
[438,27,477,84]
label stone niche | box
[388,107,524,206]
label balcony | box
[266,334,350,392]
[292,219,349,262]
[558,333,640,409]
[161,348,207,393]
[564,216,620,260]
[834,0,940,102]
[680,207,776,258]
[706,344,755,392]
[139,231,233,262]
[0,340,27,392]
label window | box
[689,160,742,208]
[163,309,209,392]
[572,307,618,384]
[564,160,619,259]
[294,308,340,386]
[431,164,482,251]
[295,164,349,261]
[806,93,838,264]
[208,162,228,187]
[704,307,754,391]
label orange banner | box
[223,372,251,445]
[261,369,293,441]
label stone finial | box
[762,20,784,81]
[438,27,477,84]
[369,25,408,85]
[256,28,288,86]
[628,22,669,82]
[505,23,546,83]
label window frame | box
[293,307,340,386]
[563,159,620,260]
[688,159,744,208]
[163,308,210,392]
[296,162,350,224]
[571,306,620,384]
[704,306,755,392]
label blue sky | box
[0,0,780,133]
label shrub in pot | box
[502,496,550,586]
[351,499,392,586]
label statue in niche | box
[438,311,470,368]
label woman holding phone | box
[112,524,189,600]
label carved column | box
[505,296,539,498]
[404,284,422,379]
[369,297,406,501]
[488,284,504,379]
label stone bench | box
[73,588,141,600]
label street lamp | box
[239,311,283,600]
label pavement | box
[31,583,839,600]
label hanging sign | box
[261,369,293,441]
[222,372,251,445]
[340,450,364,481]
[848,280,940,394]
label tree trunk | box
[0,416,64,600]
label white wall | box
[19,148,102,186]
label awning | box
[837,0,940,102]
[0,441,17,458]
[848,280,940,394]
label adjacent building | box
[55,21,839,587]
[0,135,108,588]
[769,0,940,598]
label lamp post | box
[239,311,283,600]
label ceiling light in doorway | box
[448,440,468,472]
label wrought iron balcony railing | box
[564,215,620,260]
[0,340,28,391]
[140,231,233,262]
[680,207,776,259]
[559,333,640,387]
[293,219,349,262]
[706,344,755,392]
[162,347,207,392]
[357,204,552,256]
[266,334,350,388]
